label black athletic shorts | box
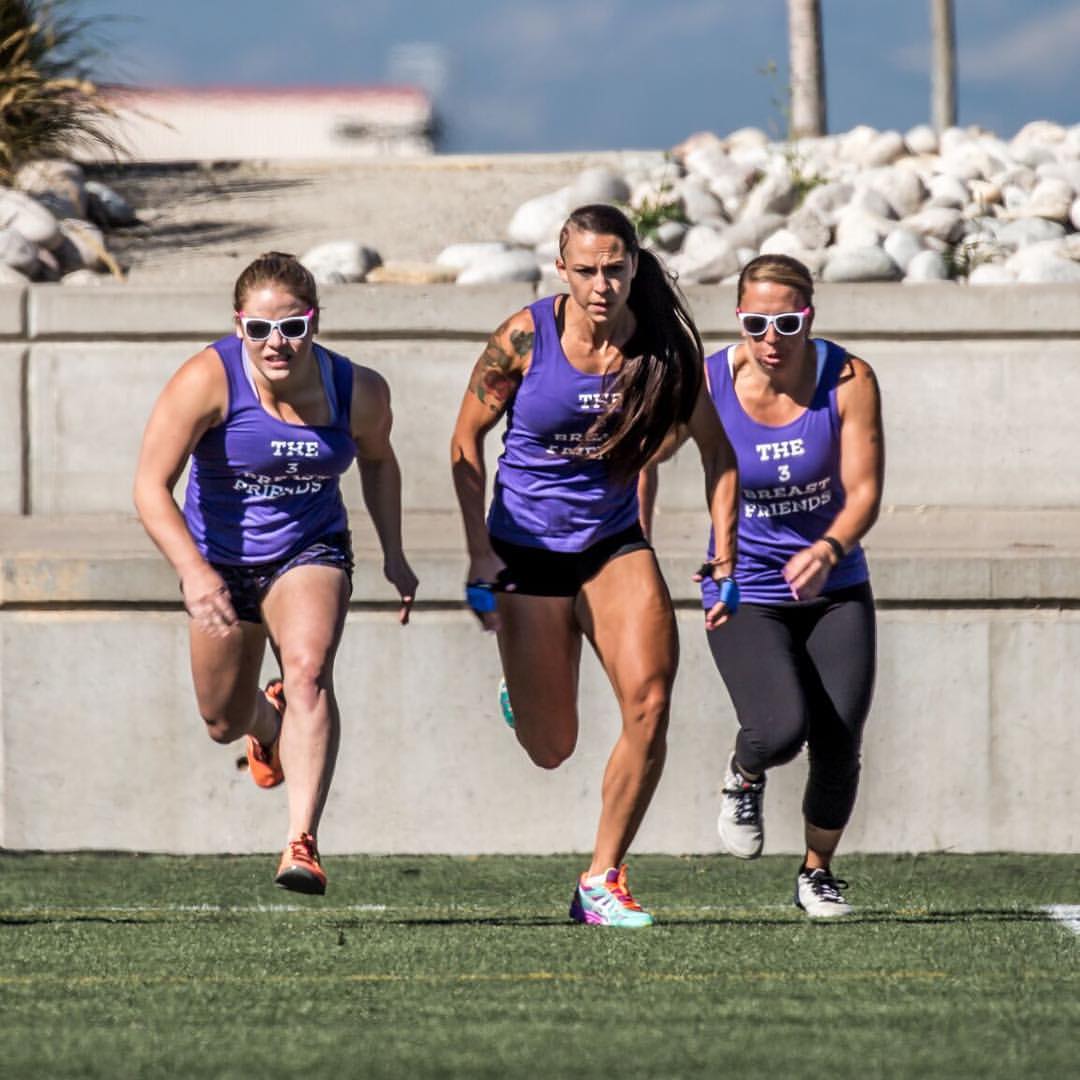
[490,523,651,597]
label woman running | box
[451,204,739,927]
[134,251,417,895]
[701,253,884,917]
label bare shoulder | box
[164,345,228,418]
[836,352,883,422]
[838,353,880,394]
[350,362,392,435]
[490,306,537,368]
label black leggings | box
[706,583,876,831]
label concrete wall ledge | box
[3,506,1078,607]
[9,282,1080,339]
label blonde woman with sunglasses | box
[652,253,884,917]
[134,251,418,895]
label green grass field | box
[1,852,1077,1079]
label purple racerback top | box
[183,335,357,565]
[702,338,869,606]
[486,295,639,552]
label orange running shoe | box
[245,679,285,788]
[274,832,326,895]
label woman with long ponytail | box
[451,204,739,927]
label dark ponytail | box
[559,204,703,482]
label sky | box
[77,0,1079,153]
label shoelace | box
[806,870,847,902]
[725,778,763,825]
[287,834,320,866]
[609,868,643,911]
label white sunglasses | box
[736,307,810,337]
[236,309,314,341]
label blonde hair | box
[737,254,814,308]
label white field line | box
[1045,905,1080,935]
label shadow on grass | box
[658,908,1054,928]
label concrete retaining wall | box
[1,282,1078,855]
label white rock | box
[14,160,87,219]
[0,227,38,275]
[300,240,382,284]
[801,181,854,222]
[856,130,906,167]
[966,180,1002,211]
[996,217,1065,249]
[834,208,892,249]
[0,189,60,249]
[724,127,770,154]
[904,124,939,155]
[654,220,689,252]
[849,187,897,220]
[570,166,631,206]
[927,173,970,209]
[904,250,951,281]
[61,268,108,286]
[1016,256,1080,283]
[822,245,902,282]
[668,226,738,283]
[0,264,28,285]
[759,228,801,255]
[740,172,799,218]
[785,206,831,250]
[883,228,924,272]
[865,167,926,218]
[455,249,541,285]
[722,213,786,250]
[1012,120,1067,146]
[967,263,1017,284]
[675,176,726,223]
[1071,196,1080,232]
[839,125,880,164]
[901,206,965,243]
[507,188,573,247]
[85,181,137,227]
[673,130,726,164]
[992,165,1037,191]
[1016,177,1074,222]
[1010,142,1056,169]
[435,242,512,271]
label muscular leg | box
[496,592,582,768]
[577,548,677,876]
[260,564,350,840]
[189,619,275,746]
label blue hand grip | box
[717,576,740,615]
[466,581,497,614]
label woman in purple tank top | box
[134,252,418,896]
[451,205,740,927]
[701,254,884,918]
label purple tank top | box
[183,335,356,565]
[702,338,869,606]
[486,295,639,552]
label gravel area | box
[86,153,647,285]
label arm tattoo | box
[472,329,533,413]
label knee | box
[519,729,577,770]
[202,712,245,745]
[622,678,671,749]
[744,712,807,769]
[280,652,332,710]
